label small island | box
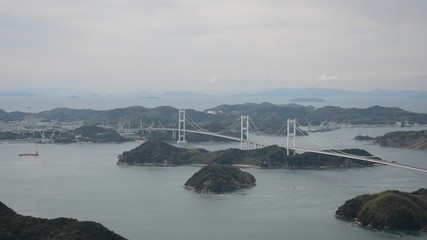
[0,201,126,239]
[354,135,374,141]
[117,141,380,169]
[335,188,427,231]
[184,165,256,194]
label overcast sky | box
[1,0,426,94]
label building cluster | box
[0,119,83,133]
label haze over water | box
[1,126,426,240]
[1,95,427,113]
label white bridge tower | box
[286,119,296,155]
[240,115,249,150]
[177,109,186,143]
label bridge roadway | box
[148,127,268,147]
[292,148,427,173]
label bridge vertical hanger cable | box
[185,112,242,135]
[248,118,268,147]
[273,122,287,137]
[370,139,427,159]
[294,120,403,161]
[184,113,208,132]
[214,119,241,134]
[294,120,427,159]
[294,120,360,158]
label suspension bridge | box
[146,109,427,173]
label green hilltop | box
[335,188,427,230]
[117,141,379,169]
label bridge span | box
[143,110,427,174]
[148,127,268,149]
[292,148,427,173]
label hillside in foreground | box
[0,201,126,240]
[335,188,427,230]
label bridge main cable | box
[292,148,427,173]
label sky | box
[1,0,427,94]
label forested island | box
[117,141,379,169]
[184,165,256,194]
[335,188,427,231]
[375,130,427,150]
[0,201,126,239]
[355,130,427,150]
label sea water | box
[1,127,426,239]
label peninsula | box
[335,188,427,231]
[117,141,380,169]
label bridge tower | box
[177,109,187,143]
[286,119,296,155]
[241,115,249,150]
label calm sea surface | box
[1,127,427,239]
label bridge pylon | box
[241,115,249,150]
[177,109,186,143]
[286,119,296,155]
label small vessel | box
[19,151,39,156]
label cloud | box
[0,1,426,93]
[318,74,338,82]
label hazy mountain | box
[239,88,427,99]
[2,87,427,99]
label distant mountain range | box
[1,103,427,132]
[1,87,427,99]
[238,88,427,98]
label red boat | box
[19,151,39,156]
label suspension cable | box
[185,113,243,135]
[293,120,427,160]
[248,118,268,146]
[272,121,287,137]
[294,120,365,158]
[214,119,241,134]
[374,138,427,159]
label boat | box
[19,151,39,156]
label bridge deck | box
[148,128,268,147]
[293,148,427,173]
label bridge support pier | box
[286,119,296,155]
[241,115,249,150]
[177,109,186,143]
